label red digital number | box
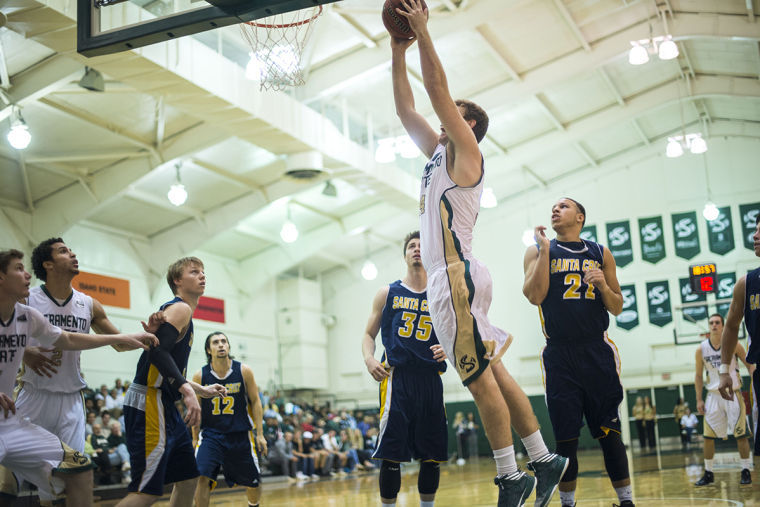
[700,277,713,292]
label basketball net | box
[239,5,322,92]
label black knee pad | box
[599,432,629,482]
[555,439,579,482]
[417,461,440,495]
[379,460,401,500]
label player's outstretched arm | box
[719,276,746,400]
[54,330,157,351]
[362,286,390,382]
[522,227,551,305]
[391,37,438,158]
[400,0,481,186]
[584,247,623,315]
[695,347,706,413]
[243,364,268,456]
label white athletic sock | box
[559,490,575,506]
[614,485,632,502]
[493,445,518,477]
[740,458,752,470]
[704,459,714,472]
[521,430,550,461]
[420,501,434,507]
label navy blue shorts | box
[541,337,623,441]
[195,429,260,489]
[124,386,199,496]
[372,366,448,462]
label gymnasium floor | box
[99,449,757,506]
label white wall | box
[323,137,760,406]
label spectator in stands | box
[88,423,113,484]
[114,378,124,395]
[95,384,109,402]
[100,410,112,438]
[321,429,348,476]
[85,411,96,438]
[105,388,123,411]
[294,431,317,481]
[680,407,699,449]
[269,431,299,482]
[107,421,131,482]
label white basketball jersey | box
[0,303,61,396]
[701,338,740,391]
[20,286,92,392]
[419,144,483,272]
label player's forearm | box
[694,377,703,402]
[522,252,550,305]
[392,48,416,116]
[362,334,376,363]
[720,323,741,365]
[56,331,123,351]
[600,288,623,316]
[252,398,264,436]
[415,28,450,107]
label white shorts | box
[428,258,511,386]
[0,415,66,497]
[15,385,86,453]
[703,391,749,440]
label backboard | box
[78,0,340,57]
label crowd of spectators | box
[80,382,384,486]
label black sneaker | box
[695,470,714,486]
[740,468,752,485]
[526,453,569,507]
[613,502,635,507]
[494,471,536,507]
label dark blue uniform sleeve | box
[149,322,188,392]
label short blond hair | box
[166,257,204,294]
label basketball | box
[382,0,427,40]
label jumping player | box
[0,249,156,506]
[362,231,447,506]
[718,212,760,485]
[391,2,567,505]
[117,257,226,507]
[694,313,754,486]
[192,331,267,507]
[523,198,633,507]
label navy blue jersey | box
[133,297,194,401]
[199,360,253,433]
[380,281,445,372]
[539,239,609,343]
[745,267,760,363]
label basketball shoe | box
[494,471,535,507]
[527,453,569,507]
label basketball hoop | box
[240,5,323,91]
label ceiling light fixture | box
[167,163,188,206]
[7,106,31,150]
[628,35,679,65]
[665,133,707,158]
[280,203,298,243]
[78,66,105,92]
[480,187,498,209]
[360,232,377,281]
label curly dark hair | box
[403,231,420,255]
[455,99,489,143]
[31,237,64,281]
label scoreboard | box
[689,262,717,294]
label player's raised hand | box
[0,392,16,418]
[398,0,429,35]
[23,346,59,378]
[583,268,608,291]
[198,383,227,399]
[181,386,202,427]
[430,344,446,362]
[365,356,389,382]
[533,225,550,251]
[717,373,735,401]
[256,434,268,457]
[141,310,166,334]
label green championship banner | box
[716,272,736,317]
[639,216,666,264]
[739,202,760,250]
[606,220,633,267]
[580,225,597,243]
[671,211,700,260]
[707,206,735,255]
[616,284,639,330]
[646,280,672,327]
[679,277,707,322]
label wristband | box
[719,363,730,375]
